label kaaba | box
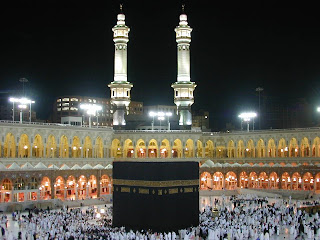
[112,161,199,232]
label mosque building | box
[0,8,319,208]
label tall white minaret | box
[171,6,196,129]
[108,5,133,128]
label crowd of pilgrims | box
[0,194,320,240]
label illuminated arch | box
[0,179,12,202]
[258,172,268,189]
[246,139,255,158]
[292,172,302,190]
[40,177,51,200]
[205,140,214,158]
[160,139,170,158]
[172,139,182,158]
[196,140,203,157]
[225,171,237,190]
[312,137,320,157]
[300,137,310,157]
[148,139,158,158]
[185,139,194,158]
[46,135,57,158]
[227,140,235,158]
[94,137,104,158]
[100,175,112,195]
[216,146,225,158]
[83,136,93,158]
[302,172,314,190]
[71,136,81,158]
[249,172,258,188]
[212,172,224,190]
[200,172,212,190]
[269,172,278,189]
[78,175,87,199]
[123,139,134,158]
[289,138,298,157]
[267,139,276,157]
[257,139,265,158]
[59,135,69,158]
[136,139,146,158]
[54,176,65,200]
[66,176,76,200]
[237,140,245,158]
[4,133,16,157]
[18,134,30,158]
[111,139,122,158]
[88,175,97,198]
[281,172,291,190]
[239,171,249,188]
[32,134,44,158]
[278,138,287,157]
[315,173,320,190]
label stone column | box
[75,185,78,200]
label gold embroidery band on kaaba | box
[113,179,199,187]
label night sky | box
[1,1,320,129]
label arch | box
[185,139,194,158]
[302,172,314,190]
[257,139,265,158]
[32,134,44,158]
[55,176,65,200]
[100,175,112,195]
[28,177,39,201]
[78,175,87,199]
[14,177,26,202]
[88,175,97,198]
[281,172,291,190]
[227,140,235,158]
[160,139,170,158]
[3,133,16,157]
[249,172,258,188]
[246,139,255,158]
[267,139,276,157]
[94,137,104,158]
[0,179,12,202]
[315,173,320,191]
[18,134,30,158]
[289,138,299,157]
[212,172,224,190]
[312,137,320,157]
[124,139,134,158]
[258,172,268,189]
[172,139,182,158]
[46,135,57,158]
[225,171,237,190]
[205,140,214,158]
[28,177,38,190]
[83,136,93,158]
[269,172,278,189]
[136,139,146,158]
[71,136,81,158]
[66,175,76,200]
[40,177,51,200]
[239,171,249,188]
[200,172,212,190]
[291,172,302,190]
[196,140,203,158]
[300,137,310,157]
[237,140,245,158]
[278,138,287,157]
[111,139,122,158]
[59,135,69,158]
[148,139,158,158]
[216,146,226,158]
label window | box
[57,108,61,111]
[175,91,178,97]
[62,103,69,106]
[57,99,61,102]
[62,98,69,102]
[62,107,69,111]
[70,98,78,101]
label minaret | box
[171,6,196,129]
[108,4,133,128]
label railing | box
[114,129,202,133]
[0,120,113,130]
[203,127,320,135]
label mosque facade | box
[0,9,319,205]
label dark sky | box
[1,1,320,129]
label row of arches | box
[2,133,320,159]
[200,171,320,191]
[0,175,112,203]
[1,133,104,158]
[111,137,320,158]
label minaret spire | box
[171,8,196,129]
[108,6,133,129]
